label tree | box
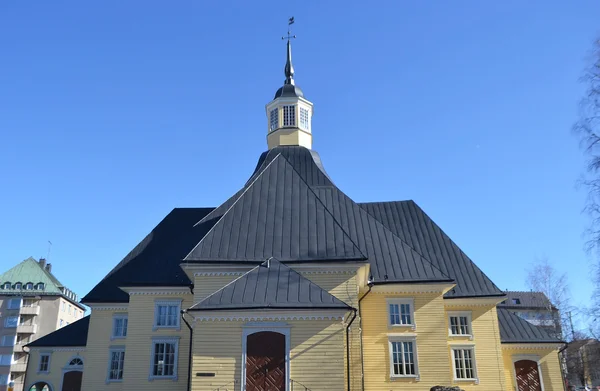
[574,37,600,340]
[526,257,572,340]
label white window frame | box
[153,300,181,330]
[25,282,33,290]
[1,282,10,290]
[14,282,22,290]
[283,105,296,127]
[38,353,51,373]
[448,311,473,339]
[387,298,415,329]
[68,305,72,315]
[4,317,18,328]
[148,337,179,381]
[1,335,15,347]
[299,106,310,130]
[270,108,279,131]
[388,335,419,379]
[511,354,545,391]
[36,283,45,290]
[106,346,125,383]
[112,314,128,339]
[7,298,22,310]
[451,345,478,383]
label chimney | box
[39,258,46,268]
[45,263,52,273]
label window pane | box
[454,349,464,378]
[400,304,411,324]
[270,109,279,130]
[403,342,415,375]
[392,342,402,375]
[389,304,400,325]
[283,106,296,127]
[460,317,469,335]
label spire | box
[283,17,296,86]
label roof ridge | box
[185,155,284,260]
[277,152,367,261]
[354,199,452,282]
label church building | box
[23,25,564,391]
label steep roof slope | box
[26,316,90,347]
[497,307,562,344]
[1,257,65,294]
[184,155,366,263]
[498,291,554,309]
[189,258,351,311]
[82,208,214,303]
[359,201,503,297]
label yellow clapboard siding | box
[81,308,124,391]
[502,346,563,391]
[191,320,347,391]
[26,349,85,391]
[193,275,240,303]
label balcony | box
[11,362,27,372]
[13,344,25,353]
[16,324,37,334]
[20,305,40,316]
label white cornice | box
[28,347,86,352]
[193,271,245,277]
[501,343,563,350]
[193,309,348,322]
[184,262,363,277]
[371,282,456,295]
[87,303,128,311]
[119,286,191,296]
[444,297,506,307]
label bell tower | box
[266,17,314,150]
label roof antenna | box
[265,257,273,268]
[46,240,52,260]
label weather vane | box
[282,16,296,42]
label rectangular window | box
[59,319,64,327]
[1,336,15,346]
[389,338,418,377]
[112,315,128,338]
[299,107,310,130]
[151,339,178,378]
[4,317,18,328]
[0,374,8,385]
[68,305,72,315]
[108,349,125,381]
[0,355,12,366]
[452,347,477,380]
[448,312,472,336]
[7,298,22,309]
[511,298,521,305]
[388,298,414,327]
[39,354,50,372]
[154,301,180,329]
[270,108,279,131]
[61,302,65,312]
[283,105,296,127]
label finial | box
[282,17,296,85]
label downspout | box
[346,308,357,391]
[181,309,194,391]
[357,282,373,391]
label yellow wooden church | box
[24,25,564,391]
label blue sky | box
[1,1,598,321]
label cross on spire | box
[282,17,296,85]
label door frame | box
[241,322,291,391]
[511,354,545,391]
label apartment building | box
[0,257,85,391]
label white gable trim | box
[372,282,455,295]
[193,309,348,322]
[119,286,191,295]
[87,303,128,311]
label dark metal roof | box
[82,208,214,303]
[497,308,562,344]
[274,84,304,99]
[189,259,351,311]
[184,154,367,263]
[359,201,503,297]
[26,316,90,347]
[498,291,555,309]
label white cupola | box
[266,21,314,150]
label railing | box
[291,379,312,391]
[212,379,238,391]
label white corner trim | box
[193,310,347,322]
[120,286,191,296]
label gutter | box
[345,308,357,391]
[358,282,373,391]
[180,309,194,391]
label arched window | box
[25,282,34,290]
[68,357,83,366]
[1,282,10,290]
[36,283,45,290]
[14,282,22,290]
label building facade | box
[0,258,85,391]
[24,33,565,391]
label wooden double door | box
[515,359,542,391]
[246,331,286,391]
